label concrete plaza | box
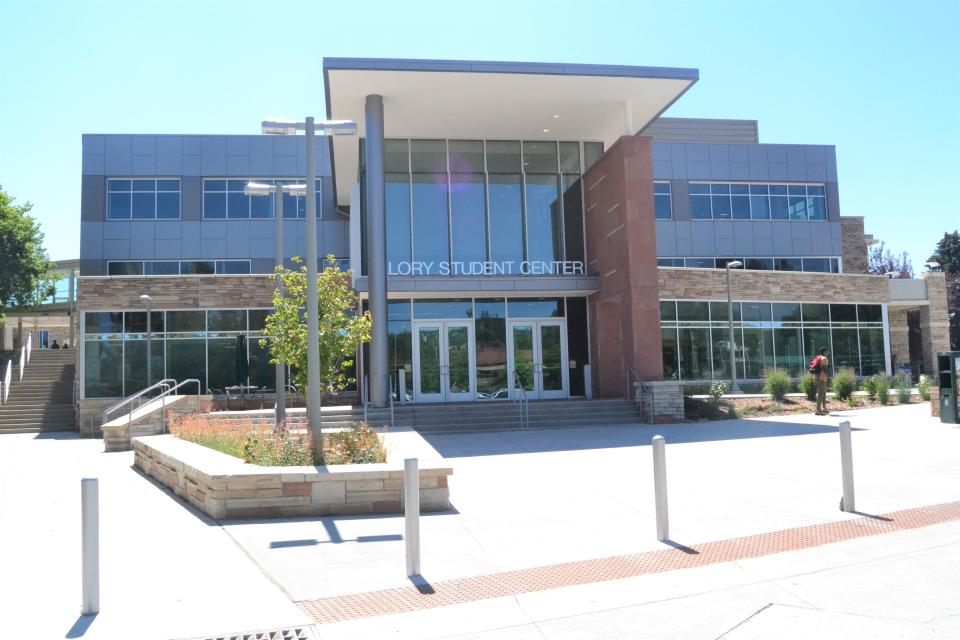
[1,403,959,638]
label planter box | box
[133,434,452,520]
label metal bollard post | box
[652,435,669,541]
[839,420,855,512]
[404,457,421,577]
[81,478,100,615]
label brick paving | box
[297,500,960,624]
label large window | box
[654,182,672,220]
[372,139,598,275]
[202,179,322,219]
[108,260,251,275]
[657,256,840,273]
[689,182,827,221]
[107,179,180,220]
[660,300,886,380]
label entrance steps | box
[213,398,646,434]
[0,350,76,434]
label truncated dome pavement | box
[290,500,960,625]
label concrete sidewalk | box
[0,433,310,640]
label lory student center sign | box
[388,261,587,276]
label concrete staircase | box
[0,349,76,434]
[213,398,647,434]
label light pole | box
[139,295,153,387]
[260,118,357,435]
[244,180,306,425]
[724,261,743,394]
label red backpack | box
[808,356,822,375]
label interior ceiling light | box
[543,128,550,133]
[553,114,560,119]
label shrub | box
[800,374,817,401]
[862,375,880,402]
[170,415,386,466]
[876,376,891,405]
[769,401,785,413]
[832,368,857,401]
[918,377,932,401]
[709,380,729,403]
[844,396,858,408]
[894,371,912,404]
[684,396,730,421]
[762,369,791,401]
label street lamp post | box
[724,261,743,394]
[139,295,153,387]
[245,181,306,425]
[260,118,357,435]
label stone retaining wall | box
[637,380,685,423]
[133,434,452,519]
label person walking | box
[811,346,830,415]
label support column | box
[365,94,389,408]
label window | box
[688,182,827,221]
[107,260,251,275]
[107,179,180,220]
[658,257,841,273]
[202,179,322,219]
[654,182,672,220]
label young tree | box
[0,186,56,318]
[868,241,914,278]
[261,255,371,461]
[929,231,960,274]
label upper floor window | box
[654,182,672,220]
[202,179,322,219]
[107,179,180,220]
[107,260,251,275]
[689,182,826,221]
[657,256,840,273]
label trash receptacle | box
[937,352,960,424]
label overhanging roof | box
[323,57,698,205]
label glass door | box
[413,321,475,402]
[508,320,568,400]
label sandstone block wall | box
[78,275,276,311]
[841,217,869,275]
[658,267,890,303]
[133,435,452,519]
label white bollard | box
[839,420,855,512]
[652,435,669,541]
[404,458,421,577]
[81,478,100,615]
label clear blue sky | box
[2,0,958,268]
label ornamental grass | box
[169,414,386,466]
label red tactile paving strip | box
[298,500,960,624]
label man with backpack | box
[810,347,830,415]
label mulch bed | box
[685,395,922,421]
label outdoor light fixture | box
[884,271,900,279]
[261,119,357,136]
[926,261,941,270]
[725,261,743,394]
[258,117,358,435]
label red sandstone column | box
[584,136,662,398]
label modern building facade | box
[75,57,951,428]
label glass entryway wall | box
[381,297,588,403]
[361,139,604,275]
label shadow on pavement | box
[32,431,80,440]
[65,614,97,638]
[423,420,864,458]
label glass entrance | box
[413,321,475,402]
[508,320,568,400]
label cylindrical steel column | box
[365,95,389,408]
[274,185,286,424]
[305,117,323,434]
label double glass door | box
[508,320,568,400]
[413,321,475,402]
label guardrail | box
[102,379,177,426]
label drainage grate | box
[174,626,317,640]
[298,499,960,624]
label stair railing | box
[18,346,25,381]
[26,331,32,364]
[513,371,529,429]
[2,359,11,404]
[627,367,642,403]
[101,379,176,427]
[151,378,202,436]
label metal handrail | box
[152,378,202,434]
[102,379,176,425]
[26,331,32,363]
[627,367,642,402]
[18,346,25,381]
[513,371,529,428]
[2,359,11,403]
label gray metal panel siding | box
[654,220,844,258]
[81,176,105,222]
[642,117,759,144]
[181,176,202,221]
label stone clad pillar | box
[583,136,662,398]
[919,272,951,376]
[364,95,389,408]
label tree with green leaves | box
[929,231,960,274]
[0,185,56,318]
[261,255,371,460]
[868,241,914,278]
